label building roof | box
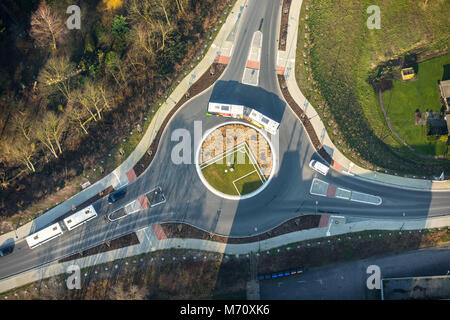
[381,275,450,300]
[439,80,450,99]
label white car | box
[309,160,330,176]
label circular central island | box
[195,122,276,200]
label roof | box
[381,275,450,300]
[439,80,450,98]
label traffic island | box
[196,122,276,200]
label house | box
[401,67,415,80]
[439,79,450,111]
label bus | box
[207,102,280,135]
[63,205,98,231]
[207,102,244,118]
[246,109,279,135]
[26,223,63,250]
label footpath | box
[0,0,248,246]
[276,0,450,192]
[1,215,449,294]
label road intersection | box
[0,0,449,283]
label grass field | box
[382,53,450,156]
[296,0,450,176]
[200,143,265,196]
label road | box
[260,244,450,300]
[0,0,449,281]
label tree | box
[131,22,155,57]
[175,0,186,15]
[73,89,98,122]
[38,56,78,101]
[105,51,127,85]
[1,136,37,172]
[156,0,171,27]
[111,15,129,38]
[36,111,67,158]
[11,109,35,142]
[80,81,104,120]
[29,1,68,51]
[67,100,90,134]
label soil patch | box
[58,232,140,263]
[278,0,292,51]
[160,214,322,244]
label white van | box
[309,160,330,176]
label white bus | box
[207,102,244,118]
[247,109,279,135]
[63,205,98,231]
[26,223,63,250]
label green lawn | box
[200,145,264,196]
[296,0,450,175]
[382,54,450,156]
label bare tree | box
[68,102,90,134]
[131,22,156,57]
[128,0,155,27]
[1,136,37,172]
[175,0,186,15]
[36,111,67,158]
[98,82,114,112]
[73,89,98,122]
[29,1,68,51]
[11,109,35,142]
[38,56,78,101]
[82,81,104,120]
[157,0,171,27]
[105,51,127,86]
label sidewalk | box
[1,215,449,294]
[0,0,248,246]
[277,0,450,192]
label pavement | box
[1,216,449,294]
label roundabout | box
[195,121,276,200]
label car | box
[309,159,330,176]
[295,267,304,274]
[0,245,14,257]
[108,187,127,204]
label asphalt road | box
[259,244,450,300]
[0,0,449,281]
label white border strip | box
[195,121,277,201]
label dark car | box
[0,245,14,257]
[108,187,127,204]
